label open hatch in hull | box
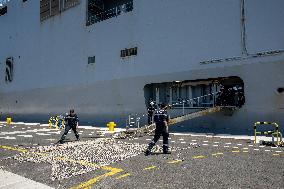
[144,76,245,109]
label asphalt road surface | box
[0,122,283,189]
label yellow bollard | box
[107,122,116,131]
[62,120,65,129]
[55,116,59,129]
[48,117,53,128]
[6,117,12,124]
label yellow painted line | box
[67,160,123,189]
[272,154,280,156]
[143,166,157,170]
[167,159,183,164]
[0,145,28,153]
[1,145,122,189]
[53,155,124,188]
[0,145,99,169]
[1,145,119,171]
[0,145,49,157]
[212,152,223,156]
[101,166,121,172]
[116,173,131,180]
[70,168,123,189]
[34,152,48,156]
[232,150,240,153]
[192,155,206,159]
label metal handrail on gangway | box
[117,106,225,139]
[117,89,240,138]
[126,91,222,128]
[168,106,221,125]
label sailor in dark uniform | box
[145,103,171,155]
[147,101,156,125]
[59,109,79,144]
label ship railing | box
[126,92,222,129]
[170,92,219,117]
[87,1,133,26]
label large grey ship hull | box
[1,56,284,134]
[0,0,284,134]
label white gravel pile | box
[14,138,147,180]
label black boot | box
[58,134,66,144]
[145,142,155,156]
[75,134,80,141]
[163,145,171,154]
[145,149,151,156]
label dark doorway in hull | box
[143,76,245,109]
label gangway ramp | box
[168,106,221,126]
[117,106,225,139]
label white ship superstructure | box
[0,0,284,134]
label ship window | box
[51,0,60,16]
[5,57,14,83]
[87,0,133,26]
[120,47,137,58]
[62,0,80,11]
[277,87,284,94]
[88,56,96,64]
[121,50,124,57]
[0,6,7,16]
[40,0,80,22]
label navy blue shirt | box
[154,109,169,124]
[147,105,156,115]
[65,114,79,127]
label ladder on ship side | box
[117,106,232,139]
